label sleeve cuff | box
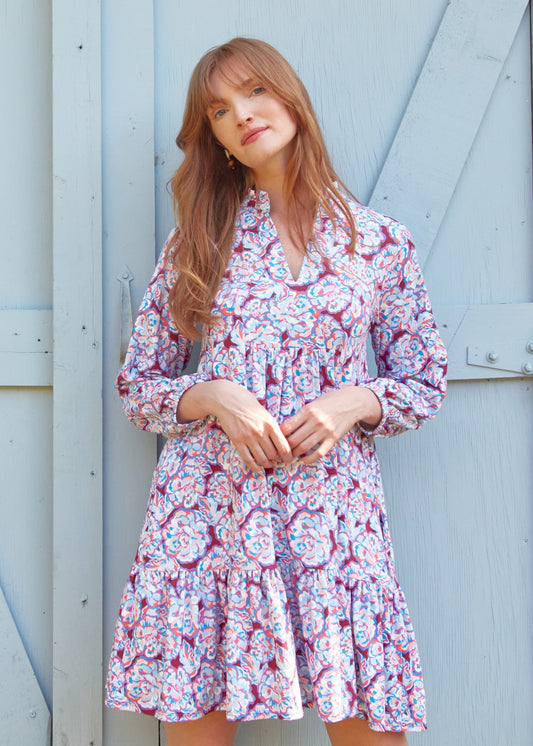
[159,372,211,438]
[358,379,394,438]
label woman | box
[105,38,447,746]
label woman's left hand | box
[280,386,382,464]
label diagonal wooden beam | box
[369,0,528,266]
[0,585,51,744]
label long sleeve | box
[116,231,209,437]
[362,223,447,438]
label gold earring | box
[224,148,235,170]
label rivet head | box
[522,362,533,374]
[527,341,533,354]
[486,351,499,363]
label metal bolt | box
[522,362,533,374]
[486,350,499,363]
[527,341,533,354]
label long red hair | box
[168,37,357,340]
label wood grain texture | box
[52,0,103,744]
[380,379,533,745]
[433,302,533,380]
[101,1,159,745]
[369,0,529,267]
[0,1,54,739]
[0,388,53,719]
[0,0,52,309]
[0,586,51,746]
[422,8,533,310]
[0,310,52,386]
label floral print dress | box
[105,189,447,732]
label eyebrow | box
[207,77,255,110]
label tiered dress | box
[105,190,447,732]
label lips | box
[240,127,267,146]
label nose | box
[233,100,253,126]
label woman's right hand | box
[176,380,293,472]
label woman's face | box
[207,64,297,179]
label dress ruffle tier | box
[106,560,425,730]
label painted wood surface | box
[434,303,533,380]
[101,1,159,745]
[0,310,53,386]
[0,586,51,745]
[101,1,533,744]
[369,0,528,266]
[6,1,530,744]
[0,387,53,744]
[52,0,103,744]
[0,3,54,744]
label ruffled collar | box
[241,188,271,215]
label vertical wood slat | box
[52,1,102,745]
[101,0,158,742]
[369,0,528,266]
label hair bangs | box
[197,39,306,124]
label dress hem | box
[104,699,427,732]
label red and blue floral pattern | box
[105,190,447,731]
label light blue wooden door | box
[0,2,53,743]
[103,2,533,744]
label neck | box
[251,158,290,215]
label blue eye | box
[252,87,264,95]
[213,108,226,119]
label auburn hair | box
[168,37,357,340]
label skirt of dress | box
[105,426,427,733]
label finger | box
[248,419,291,465]
[280,409,307,437]
[247,440,277,470]
[256,435,280,464]
[298,438,334,465]
[285,418,323,455]
[290,432,323,458]
[267,429,293,462]
[236,444,265,473]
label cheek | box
[276,107,297,138]
[210,122,231,149]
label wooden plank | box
[0,585,51,746]
[369,0,529,266]
[52,1,103,745]
[434,302,533,380]
[0,310,52,386]
[381,378,533,745]
[100,1,159,744]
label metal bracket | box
[467,340,533,375]
[434,303,533,380]
[117,268,134,363]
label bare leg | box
[164,711,239,746]
[325,717,409,746]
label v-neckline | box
[269,217,309,283]
[242,188,317,284]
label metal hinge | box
[117,268,134,363]
[467,340,533,375]
[433,302,533,380]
